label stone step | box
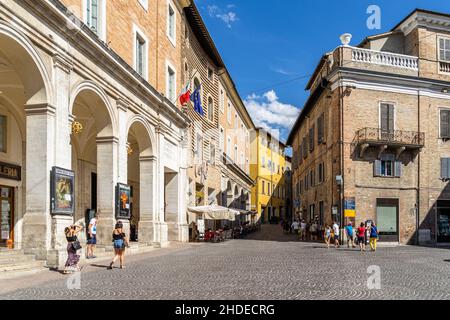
[0,254,36,265]
[0,249,25,257]
[0,260,46,273]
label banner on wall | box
[116,183,131,220]
[344,198,356,218]
[50,167,75,216]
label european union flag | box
[190,86,204,116]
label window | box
[262,156,266,168]
[227,136,231,157]
[86,0,99,34]
[302,137,308,159]
[318,163,325,184]
[240,152,244,167]
[208,67,213,80]
[309,126,315,152]
[319,201,324,226]
[208,97,214,122]
[220,89,225,113]
[305,177,308,191]
[235,114,238,129]
[227,103,232,124]
[262,181,265,194]
[441,158,450,179]
[234,145,238,163]
[310,170,315,187]
[317,113,325,144]
[136,35,146,77]
[210,143,216,165]
[138,0,148,11]
[440,109,450,139]
[166,63,176,102]
[380,103,395,138]
[196,133,203,162]
[374,154,402,178]
[219,127,225,152]
[167,2,176,45]
[268,183,271,195]
[439,38,450,62]
[268,160,272,171]
[0,115,6,153]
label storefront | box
[0,163,21,249]
[376,198,399,242]
[437,200,450,243]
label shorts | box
[87,234,97,245]
[114,239,125,250]
[357,236,365,243]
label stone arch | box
[69,80,117,138]
[0,21,52,105]
[126,115,156,157]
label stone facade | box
[288,9,450,245]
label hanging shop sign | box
[50,167,75,216]
[344,198,356,218]
[0,162,21,181]
[116,183,131,220]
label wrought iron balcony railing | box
[355,128,425,148]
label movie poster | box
[116,183,131,219]
[51,167,75,215]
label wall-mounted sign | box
[0,162,21,181]
[344,198,356,218]
[116,183,131,220]
[50,167,75,216]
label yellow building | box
[250,129,290,224]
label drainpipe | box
[416,90,420,246]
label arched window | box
[193,77,201,91]
[208,97,214,122]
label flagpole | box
[172,72,198,105]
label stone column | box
[139,156,156,245]
[96,136,118,248]
[22,103,55,260]
[117,100,130,238]
[176,166,189,242]
[47,54,74,269]
[154,128,168,248]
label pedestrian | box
[300,220,307,241]
[345,222,356,249]
[108,221,129,270]
[332,221,340,248]
[86,212,98,259]
[64,224,83,274]
[324,225,332,249]
[310,221,318,241]
[369,223,379,252]
[357,222,366,252]
[291,220,300,237]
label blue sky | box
[195,0,450,143]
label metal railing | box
[355,128,425,146]
[440,61,450,74]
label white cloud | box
[244,90,300,136]
[207,4,238,28]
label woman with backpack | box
[369,223,380,252]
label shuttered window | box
[374,154,401,178]
[439,38,450,62]
[440,110,450,138]
[441,158,450,179]
[318,163,325,183]
[86,0,99,34]
[309,126,315,152]
[302,137,308,159]
[317,113,325,144]
[380,103,395,137]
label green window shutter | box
[441,110,450,138]
[374,160,382,177]
[91,0,99,33]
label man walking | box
[86,212,98,259]
[299,220,307,241]
[332,221,340,248]
[291,220,300,237]
[345,222,356,248]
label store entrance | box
[437,201,450,243]
[0,186,14,249]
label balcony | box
[351,47,419,70]
[354,128,425,158]
[440,61,450,74]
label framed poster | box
[50,167,75,216]
[116,183,131,220]
[344,198,356,218]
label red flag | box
[180,90,191,106]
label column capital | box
[24,103,56,116]
[96,136,119,144]
[140,155,157,162]
[117,99,129,112]
[53,53,73,74]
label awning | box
[188,205,240,222]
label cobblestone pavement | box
[2,225,450,300]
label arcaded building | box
[287,9,450,244]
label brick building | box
[287,9,450,245]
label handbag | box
[72,240,82,251]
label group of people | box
[63,213,130,274]
[288,219,321,241]
[324,221,379,252]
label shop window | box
[0,115,6,153]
